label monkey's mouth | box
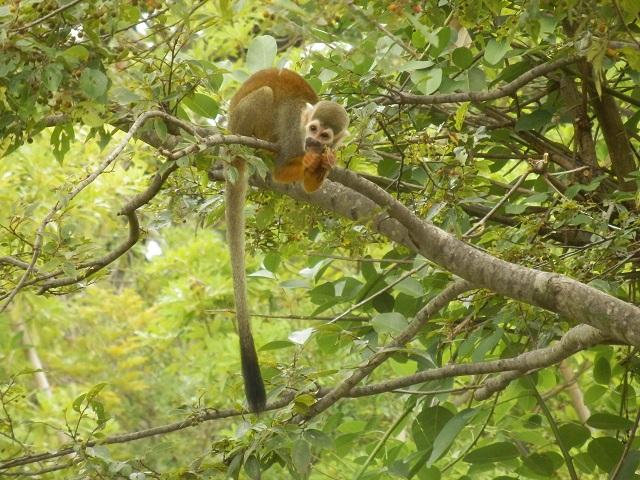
[305,137,323,151]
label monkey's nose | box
[305,137,322,149]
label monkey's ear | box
[301,103,315,124]
[333,128,350,147]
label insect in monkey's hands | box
[225,69,349,412]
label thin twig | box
[329,264,429,324]
[11,0,84,32]
[464,170,532,238]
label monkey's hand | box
[303,147,335,170]
[302,148,335,192]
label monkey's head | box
[302,100,349,152]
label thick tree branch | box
[329,167,640,345]
[590,90,637,190]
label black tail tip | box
[247,392,267,413]
[241,351,267,412]
[245,378,267,412]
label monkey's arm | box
[272,148,335,191]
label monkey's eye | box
[320,132,330,140]
[309,125,317,132]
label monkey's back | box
[230,69,318,110]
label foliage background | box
[2,0,640,478]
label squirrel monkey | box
[226,69,349,412]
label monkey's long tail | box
[225,158,267,412]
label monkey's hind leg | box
[229,86,274,138]
[273,158,305,183]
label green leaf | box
[463,442,519,463]
[593,356,611,385]
[244,455,261,480]
[412,30,427,49]
[338,420,367,433]
[586,413,634,430]
[484,39,510,65]
[454,102,469,131]
[620,0,640,20]
[255,206,274,229]
[412,68,443,94]
[505,203,527,215]
[111,87,144,104]
[263,252,280,272]
[515,110,552,131]
[303,429,333,449]
[371,312,408,334]
[587,437,624,471]
[615,450,640,479]
[368,289,393,312]
[246,35,277,72]
[61,44,89,64]
[430,27,452,58]
[400,60,435,72]
[153,118,168,141]
[334,277,363,300]
[79,69,108,99]
[471,328,503,362]
[227,454,243,478]
[50,124,74,163]
[260,340,294,350]
[393,276,424,297]
[558,423,590,450]
[44,63,63,91]
[72,393,87,412]
[412,405,454,451]
[427,409,477,466]
[467,67,487,91]
[574,452,597,473]
[182,93,218,118]
[522,452,562,476]
[452,47,474,69]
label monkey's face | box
[304,119,336,152]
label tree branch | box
[0,324,606,472]
[329,167,640,345]
[388,56,578,105]
[0,111,172,313]
[296,278,473,421]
